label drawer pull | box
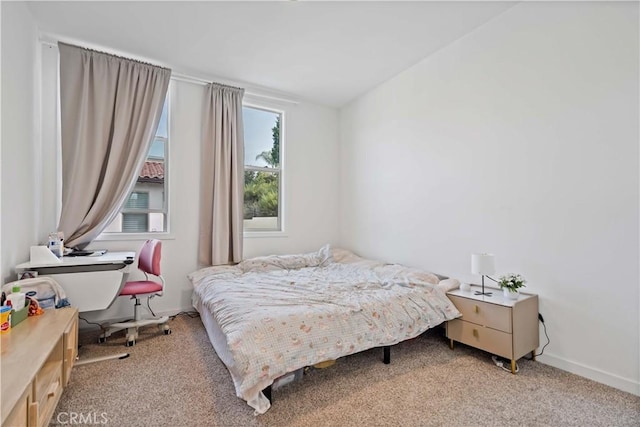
[473,329,479,338]
[47,380,59,398]
[474,305,479,314]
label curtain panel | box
[199,83,245,266]
[57,42,171,249]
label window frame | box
[242,102,285,236]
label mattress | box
[188,245,461,414]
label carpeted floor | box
[51,314,639,426]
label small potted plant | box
[498,273,526,300]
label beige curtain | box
[58,42,171,249]
[199,83,245,265]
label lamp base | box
[474,275,492,296]
[474,290,493,296]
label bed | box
[188,245,461,414]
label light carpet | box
[51,314,640,426]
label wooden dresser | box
[1,307,78,427]
[446,286,538,373]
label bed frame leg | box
[263,385,272,403]
[383,346,390,364]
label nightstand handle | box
[474,305,479,314]
[473,329,479,338]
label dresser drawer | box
[33,338,64,427]
[2,387,30,427]
[448,295,512,333]
[34,367,63,427]
[447,319,512,359]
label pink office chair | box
[100,239,171,346]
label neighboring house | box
[103,160,165,233]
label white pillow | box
[437,278,461,292]
[330,247,362,264]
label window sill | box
[243,231,288,239]
[95,232,176,241]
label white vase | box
[503,288,519,300]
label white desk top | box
[14,251,137,312]
[16,251,136,270]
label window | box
[243,106,282,232]
[122,192,149,232]
[103,99,168,234]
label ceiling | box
[26,1,515,107]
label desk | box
[15,252,135,313]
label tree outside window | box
[243,107,282,231]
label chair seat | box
[119,281,163,296]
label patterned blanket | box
[188,245,460,414]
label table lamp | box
[471,253,495,296]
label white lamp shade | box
[471,253,495,275]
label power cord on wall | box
[78,317,108,349]
[526,313,550,359]
[147,297,157,317]
[492,312,550,370]
[79,316,107,334]
[169,311,200,320]
[82,308,199,330]
[146,298,200,320]
[532,313,550,357]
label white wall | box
[242,95,341,259]
[339,1,639,395]
[35,51,340,323]
[1,1,39,283]
[0,2,3,283]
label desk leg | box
[75,352,130,366]
[510,359,516,374]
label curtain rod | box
[39,38,299,105]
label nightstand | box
[446,285,539,374]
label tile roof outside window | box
[139,161,164,183]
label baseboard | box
[538,353,640,396]
[77,307,198,332]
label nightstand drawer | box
[447,319,512,359]
[448,295,512,333]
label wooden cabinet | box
[446,286,538,374]
[1,307,78,427]
[2,387,30,427]
[63,315,78,387]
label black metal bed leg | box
[263,385,272,403]
[383,346,390,364]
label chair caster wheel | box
[98,336,106,344]
[125,335,136,347]
[164,329,171,335]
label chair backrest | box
[138,239,162,277]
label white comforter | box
[188,246,461,414]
